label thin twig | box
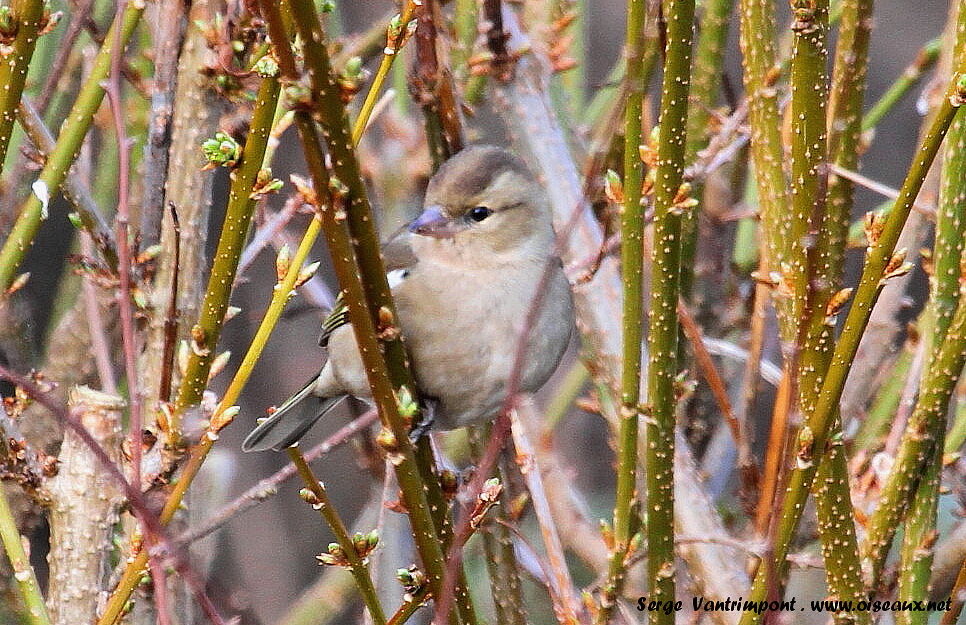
[738,69,966,625]
[157,203,181,403]
[0,479,50,625]
[0,2,144,291]
[829,164,936,218]
[412,0,464,168]
[177,411,378,545]
[16,98,116,267]
[287,448,387,625]
[351,1,418,145]
[0,367,228,625]
[677,299,760,493]
[940,558,966,625]
[511,401,582,624]
[35,0,96,111]
[0,0,45,170]
[104,0,143,514]
[862,37,943,134]
[79,235,118,395]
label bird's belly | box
[396,264,572,429]
[407,317,510,429]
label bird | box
[243,145,576,452]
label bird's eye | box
[468,206,493,222]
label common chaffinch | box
[243,145,575,452]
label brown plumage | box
[243,145,575,452]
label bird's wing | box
[318,293,349,347]
[318,227,418,347]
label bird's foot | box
[408,399,438,443]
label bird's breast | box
[392,257,572,429]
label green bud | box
[396,386,418,419]
[284,83,312,109]
[142,244,163,260]
[344,56,363,78]
[396,567,414,586]
[388,14,403,38]
[252,54,279,78]
[201,132,242,168]
[319,0,336,12]
[0,7,14,35]
[328,176,349,197]
[132,288,148,310]
[298,488,320,505]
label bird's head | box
[408,146,553,259]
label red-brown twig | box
[175,410,378,545]
[413,0,464,167]
[158,203,181,403]
[510,401,582,623]
[677,298,760,501]
[754,364,792,537]
[35,0,97,111]
[482,0,513,80]
[0,366,227,625]
[435,173,595,624]
[79,234,118,395]
[104,0,144,528]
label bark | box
[46,386,125,625]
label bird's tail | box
[242,377,345,452]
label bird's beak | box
[408,205,461,238]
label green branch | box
[0,485,50,625]
[805,0,873,617]
[862,38,942,134]
[644,1,695,623]
[737,70,966,625]
[0,2,143,291]
[289,448,387,625]
[737,0,792,341]
[351,1,417,144]
[272,1,476,621]
[0,0,45,170]
[896,9,966,615]
[787,0,829,337]
[861,266,966,588]
[679,0,733,301]
[171,75,282,430]
[595,0,649,619]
